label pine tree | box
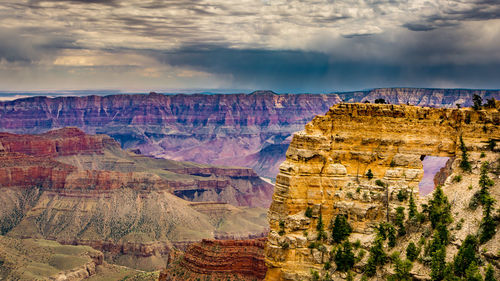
[464,262,483,281]
[331,214,352,243]
[454,235,480,277]
[428,185,452,229]
[473,94,483,110]
[406,242,419,261]
[459,135,472,172]
[485,264,496,281]
[431,243,446,281]
[334,241,355,272]
[365,237,387,276]
[390,258,413,281]
[387,224,397,248]
[480,194,497,244]
[395,206,406,236]
[479,162,494,205]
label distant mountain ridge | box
[0,88,499,178]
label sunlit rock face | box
[265,102,500,280]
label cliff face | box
[265,103,500,280]
[160,238,267,281]
[3,89,494,179]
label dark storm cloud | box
[158,46,329,79]
[402,0,500,31]
[0,0,499,91]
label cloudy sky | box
[0,0,499,93]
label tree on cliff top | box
[473,94,483,110]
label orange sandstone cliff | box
[265,102,500,280]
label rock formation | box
[265,102,500,280]
[159,238,267,281]
[2,89,496,179]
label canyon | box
[0,128,271,272]
[1,89,499,179]
[265,102,500,280]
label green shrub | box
[480,152,486,158]
[406,242,419,261]
[375,179,385,187]
[311,270,320,281]
[353,239,361,249]
[278,220,285,236]
[453,175,462,182]
[488,139,496,151]
[366,169,374,180]
[323,261,331,270]
[305,206,313,218]
[397,189,408,202]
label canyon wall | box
[265,102,500,280]
[2,89,497,178]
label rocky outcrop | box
[160,238,267,281]
[265,102,500,280]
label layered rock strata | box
[160,238,267,281]
[0,128,271,270]
[2,89,496,179]
[265,102,500,280]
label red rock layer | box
[160,238,267,281]
[0,128,169,191]
[0,127,116,157]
